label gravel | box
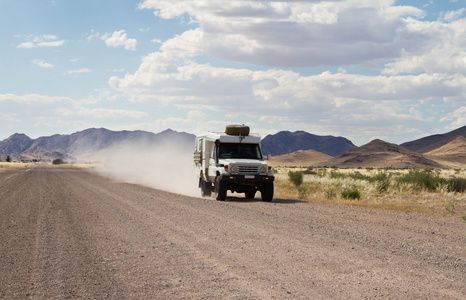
[0,165,465,299]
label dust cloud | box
[91,140,200,198]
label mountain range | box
[261,131,355,157]
[400,126,466,153]
[1,125,465,168]
[316,139,446,169]
[0,128,195,162]
[269,126,466,169]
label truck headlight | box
[259,166,267,173]
[230,165,239,173]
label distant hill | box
[0,128,195,162]
[0,133,34,158]
[261,131,356,157]
[318,139,444,169]
[401,125,466,153]
[267,149,332,167]
[426,136,466,156]
[424,136,466,168]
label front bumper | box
[219,174,274,186]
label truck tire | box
[215,176,227,201]
[225,125,250,136]
[261,182,274,202]
[201,178,212,197]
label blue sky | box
[1,0,465,146]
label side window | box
[198,139,203,152]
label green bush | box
[395,170,445,192]
[447,177,466,193]
[288,171,303,187]
[326,190,337,199]
[330,170,372,181]
[329,170,346,179]
[303,167,316,175]
[373,172,390,193]
[52,159,66,165]
[341,189,361,200]
[298,187,309,199]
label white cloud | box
[442,8,465,22]
[137,0,466,79]
[37,40,65,47]
[101,30,137,50]
[58,107,147,119]
[0,94,71,104]
[160,29,203,58]
[17,42,36,49]
[86,30,100,41]
[17,34,65,48]
[138,0,426,67]
[440,106,466,129]
[32,59,54,68]
[383,18,466,75]
[105,0,466,144]
[0,93,148,135]
[109,50,465,133]
[65,68,92,75]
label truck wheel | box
[245,191,255,199]
[261,182,274,202]
[201,178,212,197]
[215,177,227,201]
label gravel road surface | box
[1,166,465,299]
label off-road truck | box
[194,125,274,201]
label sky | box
[0,0,465,146]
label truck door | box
[208,143,218,181]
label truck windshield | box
[218,143,263,159]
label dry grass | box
[0,162,35,172]
[274,167,466,219]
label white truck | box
[194,125,274,201]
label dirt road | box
[1,166,464,299]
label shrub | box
[317,168,328,177]
[373,172,390,193]
[6,155,11,162]
[395,170,446,192]
[288,171,303,187]
[330,170,372,181]
[447,177,466,193]
[52,158,66,165]
[298,187,309,199]
[445,202,456,216]
[326,190,337,199]
[330,170,346,179]
[341,189,361,200]
[303,167,316,175]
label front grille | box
[238,165,259,174]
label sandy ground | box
[0,165,465,299]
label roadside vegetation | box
[52,158,67,165]
[0,162,34,172]
[275,167,466,219]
